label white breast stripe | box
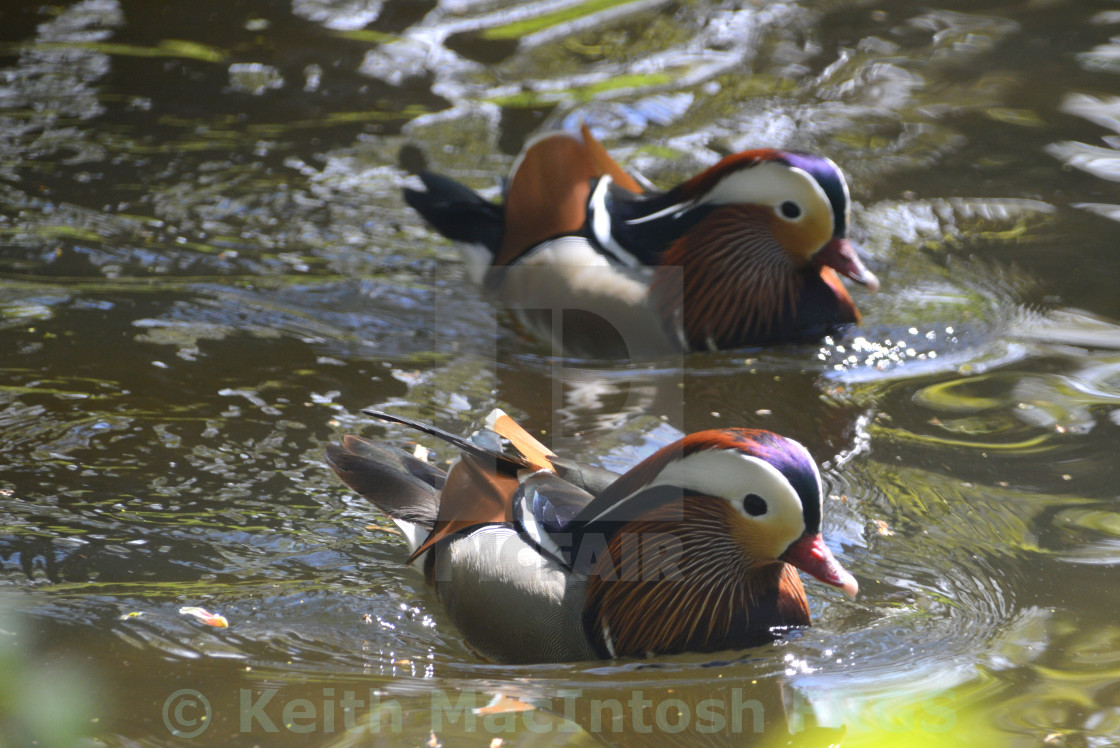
[589,177,642,267]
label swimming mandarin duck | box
[404,125,878,357]
[325,409,858,664]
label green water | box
[2,0,1119,746]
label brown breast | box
[582,496,810,658]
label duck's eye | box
[779,200,802,220]
[742,493,768,517]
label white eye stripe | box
[590,450,808,557]
[626,163,833,227]
[653,451,807,559]
[700,163,834,232]
[642,450,793,504]
[624,199,692,225]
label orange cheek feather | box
[819,266,861,323]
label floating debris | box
[179,606,229,628]
[474,694,535,716]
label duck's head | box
[592,428,858,591]
[680,428,858,593]
[676,150,878,283]
[649,150,879,347]
[671,150,877,289]
[581,428,858,657]
[779,151,879,293]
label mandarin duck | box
[404,126,878,357]
[325,409,858,664]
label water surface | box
[2,0,1120,746]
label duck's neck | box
[582,499,810,658]
[651,205,805,351]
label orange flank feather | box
[406,411,555,563]
[489,413,555,471]
[495,127,642,266]
[819,266,860,324]
[579,124,643,194]
[407,453,519,563]
[776,564,810,623]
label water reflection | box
[294,0,386,32]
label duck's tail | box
[324,434,443,554]
[403,171,504,252]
